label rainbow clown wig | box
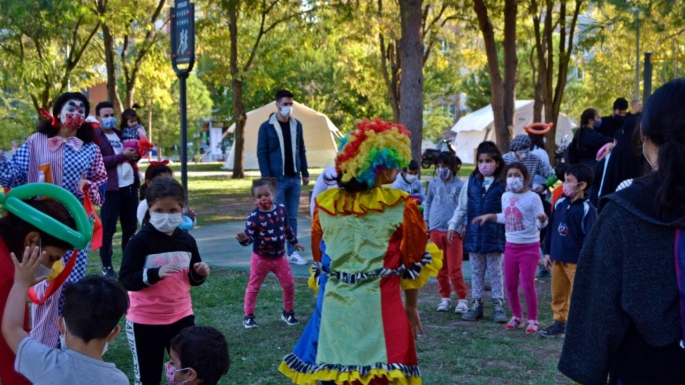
[335,119,412,188]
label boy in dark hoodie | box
[539,163,597,338]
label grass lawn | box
[93,164,569,384]
[90,239,567,385]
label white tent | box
[223,101,342,170]
[450,100,576,164]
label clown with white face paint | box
[0,92,107,349]
[60,100,87,131]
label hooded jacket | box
[391,173,426,202]
[424,176,463,232]
[559,176,685,385]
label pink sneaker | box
[505,316,523,330]
[526,320,540,333]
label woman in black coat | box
[558,79,685,385]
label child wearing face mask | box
[538,164,596,338]
[236,178,305,329]
[391,159,426,201]
[424,152,468,313]
[472,162,548,333]
[119,177,210,385]
[447,141,508,323]
[136,162,196,228]
[165,326,230,385]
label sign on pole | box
[170,0,195,202]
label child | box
[391,159,426,201]
[539,164,597,338]
[120,108,150,173]
[236,178,304,329]
[3,254,129,385]
[119,177,210,385]
[166,326,231,385]
[424,152,467,313]
[472,162,548,333]
[551,163,570,211]
[137,162,196,228]
[447,141,508,323]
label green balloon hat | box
[0,183,92,250]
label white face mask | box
[507,177,524,193]
[59,318,109,355]
[149,212,183,233]
[642,142,654,169]
[280,106,292,117]
[404,174,417,183]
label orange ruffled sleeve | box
[311,208,323,263]
[399,197,427,267]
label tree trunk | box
[473,0,510,153]
[398,0,424,161]
[378,0,401,123]
[228,0,245,179]
[502,0,518,145]
[102,23,123,115]
[125,86,135,109]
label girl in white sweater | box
[472,162,547,333]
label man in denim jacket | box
[257,89,309,265]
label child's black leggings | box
[126,315,195,385]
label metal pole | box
[179,72,189,202]
[643,52,652,105]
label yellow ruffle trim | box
[401,242,443,290]
[279,361,422,385]
[316,187,407,216]
[308,266,319,293]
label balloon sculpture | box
[0,183,93,304]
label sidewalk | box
[191,217,472,279]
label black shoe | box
[492,298,508,324]
[101,266,118,280]
[281,310,299,326]
[461,299,483,321]
[536,267,551,279]
[539,321,565,338]
[243,314,258,329]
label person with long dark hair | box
[569,108,613,166]
[559,78,685,385]
[0,92,107,349]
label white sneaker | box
[287,251,308,265]
[454,299,469,314]
[437,298,451,312]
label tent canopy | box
[450,100,576,164]
[223,101,342,170]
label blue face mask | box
[593,118,602,128]
[102,117,117,130]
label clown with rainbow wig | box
[280,119,442,385]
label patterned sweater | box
[240,204,298,258]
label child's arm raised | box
[236,216,256,246]
[471,213,497,226]
[2,246,44,353]
[119,237,165,291]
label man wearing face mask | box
[94,101,141,280]
[597,97,629,138]
[502,135,556,193]
[257,90,310,266]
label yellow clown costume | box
[279,119,442,385]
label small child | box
[120,108,150,173]
[119,177,210,385]
[3,254,129,385]
[472,162,548,333]
[391,159,426,201]
[166,326,231,385]
[551,163,570,210]
[424,152,468,313]
[539,164,597,338]
[447,141,508,323]
[236,178,304,329]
